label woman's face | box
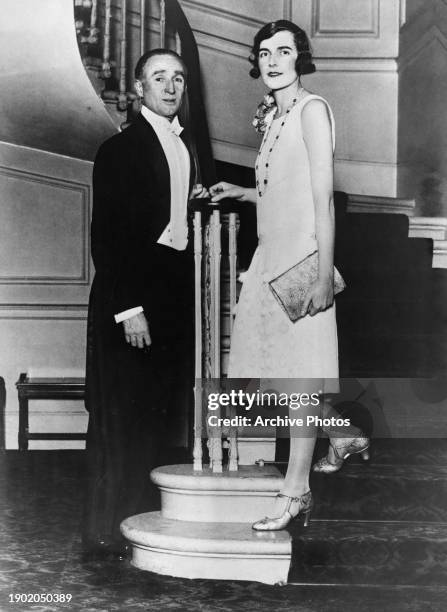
[258,30,299,91]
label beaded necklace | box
[255,88,306,198]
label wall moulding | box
[292,0,400,57]
[334,160,399,199]
[282,0,293,20]
[312,0,380,38]
[110,0,291,30]
[315,57,398,72]
[211,138,257,168]
[432,240,447,269]
[0,166,90,285]
[347,193,416,215]
[181,0,267,29]
[408,217,447,241]
[193,29,251,59]
[0,304,88,320]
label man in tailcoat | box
[83,49,207,557]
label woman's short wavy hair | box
[249,20,316,79]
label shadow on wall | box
[419,169,447,217]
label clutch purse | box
[268,250,346,322]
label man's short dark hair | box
[134,48,188,81]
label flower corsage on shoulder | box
[252,92,276,134]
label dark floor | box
[0,450,446,612]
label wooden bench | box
[16,373,86,451]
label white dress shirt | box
[114,105,191,324]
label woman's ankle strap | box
[277,491,311,503]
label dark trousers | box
[83,245,194,543]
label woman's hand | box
[301,278,334,317]
[209,182,256,204]
[190,183,209,199]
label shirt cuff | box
[114,306,144,323]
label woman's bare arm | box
[300,99,335,316]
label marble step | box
[121,513,447,586]
[311,463,447,522]
[288,519,447,586]
[150,464,283,523]
[121,511,291,585]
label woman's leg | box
[253,421,317,529]
[271,435,316,519]
[272,389,319,516]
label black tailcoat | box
[84,113,194,543]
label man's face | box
[136,54,186,120]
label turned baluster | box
[193,211,203,471]
[160,0,166,48]
[175,32,181,55]
[227,211,239,470]
[140,0,146,55]
[117,0,128,111]
[228,212,238,335]
[210,210,222,379]
[88,0,98,44]
[208,210,223,472]
[101,0,112,79]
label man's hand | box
[123,313,151,349]
[190,183,209,199]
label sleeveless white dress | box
[227,95,339,385]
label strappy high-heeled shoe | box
[312,436,370,474]
[251,491,313,531]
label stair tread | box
[122,511,291,554]
[151,463,283,491]
[123,511,447,541]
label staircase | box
[333,196,447,378]
[287,438,447,587]
[121,437,447,586]
[121,464,290,584]
[74,0,143,131]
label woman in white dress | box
[210,20,369,530]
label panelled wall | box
[0,0,117,449]
[182,0,402,197]
[0,143,93,448]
